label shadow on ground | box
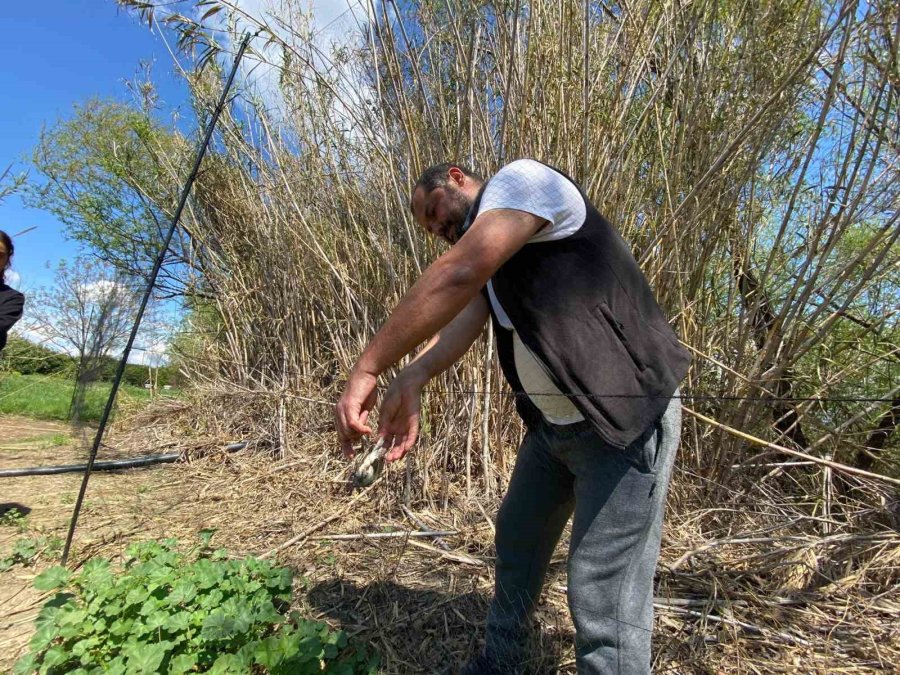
[0,502,32,518]
[306,579,572,674]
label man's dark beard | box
[444,191,473,243]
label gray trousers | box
[478,396,680,674]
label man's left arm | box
[335,208,545,447]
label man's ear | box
[447,166,465,187]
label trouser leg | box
[565,398,681,674]
[481,427,575,672]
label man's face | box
[0,244,8,274]
[411,182,473,244]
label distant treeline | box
[0,336,179,388]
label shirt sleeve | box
[476,159,586,243]
[0,290,25,335]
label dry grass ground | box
[2,405,898,673]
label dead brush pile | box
[99,0,900,671]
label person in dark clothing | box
[0,230,25,352]
[335,161,690,674]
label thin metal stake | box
[61,34,252,564]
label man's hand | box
[335,368,378,458]
[377,368,426,462]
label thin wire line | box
[402,387,900,405]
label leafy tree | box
[0,163,26,204]
[26,99,194,299]
[26,257,161,421]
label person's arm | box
[0,290,25,349]
[375,294,490,461]
[335,208,545,455]
[406,293,490,382]
[355,210,540,376]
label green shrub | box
[0,507,28,530]
[0,336,180,387]
[14,536,379,674]
[0,536,63,571]
[0,337,75,377]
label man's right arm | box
[376,293,490,461]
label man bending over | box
[335,159,690,674]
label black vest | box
[463,165,691,449]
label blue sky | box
[0,1,190,293]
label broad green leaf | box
[201,610,237,640]
[145,611,168,631]
[209,652,251,674]
[77,559,112,588]
[12,654,37,675]
[59,623,85,640]
[42,646,71,669]
[104,656,128,675]
[198,528,216,547]
[198,588,224,608]
[29,622,60,652]
[164,610,191,633]
[34,566,70,591]
[168,653,197,674]
[253,636,285,668]
[168,581,197,606]
[124,641,170,674]
[125,587,149,606]
[71,636,100,657]
[58,607,87,626]
[109,618,135,636]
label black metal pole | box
[60,34,252,565]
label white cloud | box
[5,269,20,287]
[80,279,127,302]
[128,340,170,367]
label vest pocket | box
[594,301,647,372]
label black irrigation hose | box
[0,442,248,479]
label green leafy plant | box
[1,538,38,571]
[0,536,63,572]
[1,507,28,531]
[15,537,378,674]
